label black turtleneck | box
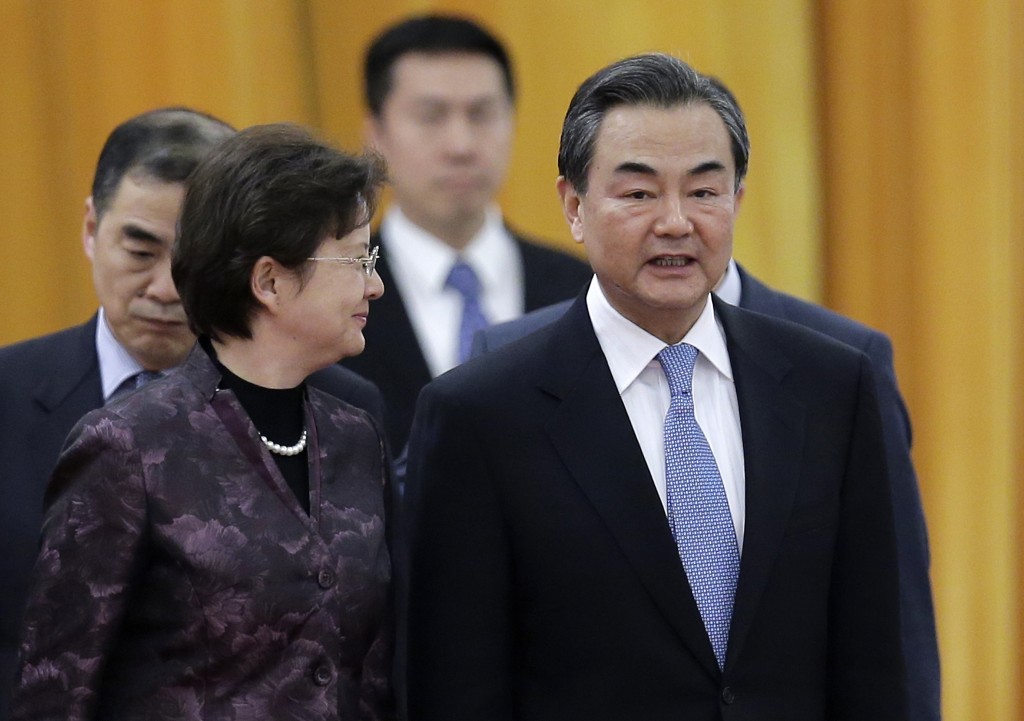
[201,338,310,514]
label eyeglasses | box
[307,245,380,277]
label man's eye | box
[415,109,447,125]
[468,106,499,125]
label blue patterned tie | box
[134,370,163,389]
[658,343,739,669]
[108,369,163,403]
[445,260,490,363]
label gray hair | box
[91,107,235,217]
[557,53,750,194]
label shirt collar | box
[95,306,145,400]
[713,258,742,306]
[587,277,733,395]
[381,204,514,293]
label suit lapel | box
[538,298,812,675]
[714,299,807,670]
[363,242,433,388]
[29,318,104,485]
[30,317,102,415]
[538,300,722,677]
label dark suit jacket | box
[340,230,592,452]
[404,295,906,720]
[470,265,940,721]
[0,315,387,721]
[12,345,394,720]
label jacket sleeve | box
[359,431,398,721]
[827,354,909,721]
[402,382,515,721]
[861,332,940,721]
[12,414,147,721]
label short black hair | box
[558,53,750,194]
[364,14,515,117]
[173,124,386,342]
[91,107,235,217]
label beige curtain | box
[820,2,1024,717]
[1,1,1020,716]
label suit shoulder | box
[425,320,556,405]
[763,287,890,353]
[0,324,96,402]
[514,234,591,309]
[724,301,872,368]
[0,324,89,369]
[514,234,591,276]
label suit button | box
[313,664,333,686]
[317,569,335,589]
[721,686,737,704]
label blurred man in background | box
[342,14,591,451]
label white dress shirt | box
[95,307,147,401]
[381,206,525,377]
[587,279,746,549]
[714,259,742,307]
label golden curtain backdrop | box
[1,1,1021,717]
[820,2,1024,718]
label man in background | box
[342,14,591,451]
[0,107,386,720]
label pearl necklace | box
[260,428,308,456]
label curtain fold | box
[820,2,1023,718]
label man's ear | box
[82,196,98,260]
[556,176,585,245]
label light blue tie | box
[658,343,739,669]
[445,260,490,364]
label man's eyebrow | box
[122,224,164,244]
[613,161,657,176]
[688,160,728,176]
[612,160,728,177]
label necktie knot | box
[657,342,699,397]
[135,370,163,389]
[108,369,163,404]
[445,260,482,300]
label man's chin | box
[128,335,195,371]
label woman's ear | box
[250,256,281,312]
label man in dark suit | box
[341,15,591,451]
[0,108,386,721]
[472,262,940,721]
[403,53,907,719]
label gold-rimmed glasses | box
[307,245,380,277]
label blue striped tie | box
[657,343,739,669]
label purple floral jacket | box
[12,347,394,720]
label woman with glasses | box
[12,124,394,720]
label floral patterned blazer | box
[12,346,394,721]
